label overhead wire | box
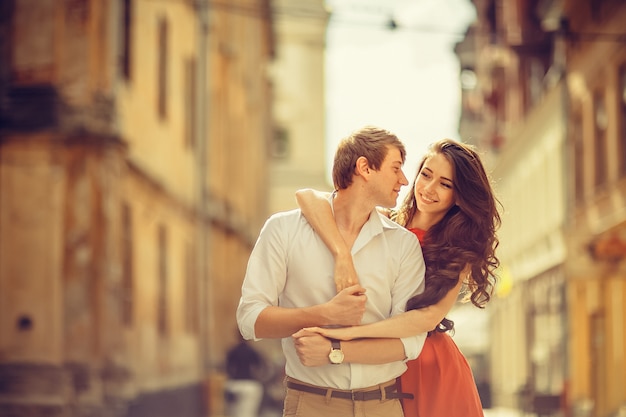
[147,0,626,42]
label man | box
[236,126,426,417]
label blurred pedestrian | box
[237,126,450,417]
[225,335,266,417]
[293,138,501,417]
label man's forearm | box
[255,305,332,339]
[254,285,368,338]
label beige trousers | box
[282,377,405,417]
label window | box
[120,0,132,80]
[157,225,168,335]
[157,17,168,119]
[617,62,626,178]
[593,91,608,188]
[489,66,506,122]
[271,126,290,159]
[184,57,197,149]
[571,104,584,203]
[121,203,133,326]
[184,242,198,333]
[590,0,611,22]
[487,66,506,152]
[527,57,547,110]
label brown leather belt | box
[286,380,414,401]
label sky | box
[324,0,476,205]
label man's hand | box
[292,329,334,367]
[333,253,360,292]
[323,284,367,326]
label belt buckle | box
[351,390,368,401]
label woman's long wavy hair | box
[393,139,501,335]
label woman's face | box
[414,152,457,217]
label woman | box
[295,138,501,417]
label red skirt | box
[400,332,484,417]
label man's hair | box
[332,126,406,190]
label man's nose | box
[399,170,409,185]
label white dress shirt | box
[237,205,426,390]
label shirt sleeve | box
[392,231,427,361]
[236,214,289,341]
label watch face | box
[329,349,344,364]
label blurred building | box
[456,1,626,416]
[0,1,275,416]
[268,0,331,213]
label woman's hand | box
[295,188,361,293]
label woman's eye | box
[441,183,452,189]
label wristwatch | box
[328,338,344,365]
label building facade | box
[268,0,331,214]
[0,1,275,416]
[456,1,626,416]
[561,2,626,416]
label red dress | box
[399,228,484,417]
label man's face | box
[370,146,409,208]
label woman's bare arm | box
[295,188,359,291]
[293,329,406,366]
[292,276,463,367]
[302,273,466,340]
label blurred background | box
[1,1,625,417]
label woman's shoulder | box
[407,227,426,243]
